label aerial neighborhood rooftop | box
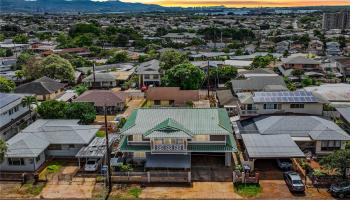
[0,6,350,200]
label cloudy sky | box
[119,0,350,7]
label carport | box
[241,134,305,169]
[145,154,191,169]
[75,135,118,169]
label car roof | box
[288,172,301,180]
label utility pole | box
[207,59,210,97]
[104,105,112,200]
[92,63,96,88]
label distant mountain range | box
[0,0,172,13]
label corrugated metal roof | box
[6,119,101,158]
[242,134,305,158]
[121,108,233,135]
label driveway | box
[140,182,242,199]
[123,99,145,117]
[191,154,232,182]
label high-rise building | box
[322,11,350,30]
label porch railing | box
[152,144,187,152]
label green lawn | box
[23,182,46,196]
[96,130,106,137]
[234,183,262,198]
[46,161,64,173]
[128,187,142,198]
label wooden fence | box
[111,171,191,183]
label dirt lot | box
[39,177,96,199]
[258,180,334,200]
[140,182,243,199]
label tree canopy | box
[37,100,67,119]
[107,51,129,64]
[0,77,16,92]
[250,54,275,69]
[162,63,205,90]
[160,49,188,71]
[23,54,75,82]
[320,149,350,178]
[37,100,96,124]
[13,34,28,43]
[209,65,237,84]
[66,102,96,124]
[40,54,75,82]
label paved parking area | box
[140,182,242,199]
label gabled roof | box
[121,108,233,136]
[74,90,126,106]
[82,73,116,82]
[5,119,101,158]
[283,56,320,65]
[6,132,50,158]
[216,90,238,106]
[239,116,350,141]
[14,76,65,95]
[0,93,22,109]
[136,59,160,75]
[231,76,287,92]
[144,118,193,138]
[145,87,199,105]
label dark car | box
[329,181,350,199]
[276,159,292,170]
[283,171,305,193]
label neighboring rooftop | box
[230,76,287,93]
[145,87,199,105]
[216,90,238,106]
[304,84,350,104]
[282,56,320,65]
[239,115,350,141]
[242,134,305,159]
[14,76,65,95]
[136,59,160,74]
[82,72,116,82]
[6,119,101,158]
[74,90,126,107]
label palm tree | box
[22,96,37,122]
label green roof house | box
[118,108,237,169]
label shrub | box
[234,183,262,198]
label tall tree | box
[65,102,96,124]
[13,34,28,43]
[107,51,129,64]
[37,100,67,119]
[162,63,205,90]
[40,54,75,82]
[160,49,188,71]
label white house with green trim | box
[118,108,237,169]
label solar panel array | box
[253,91,317,103]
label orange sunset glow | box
[120,0,350,7]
